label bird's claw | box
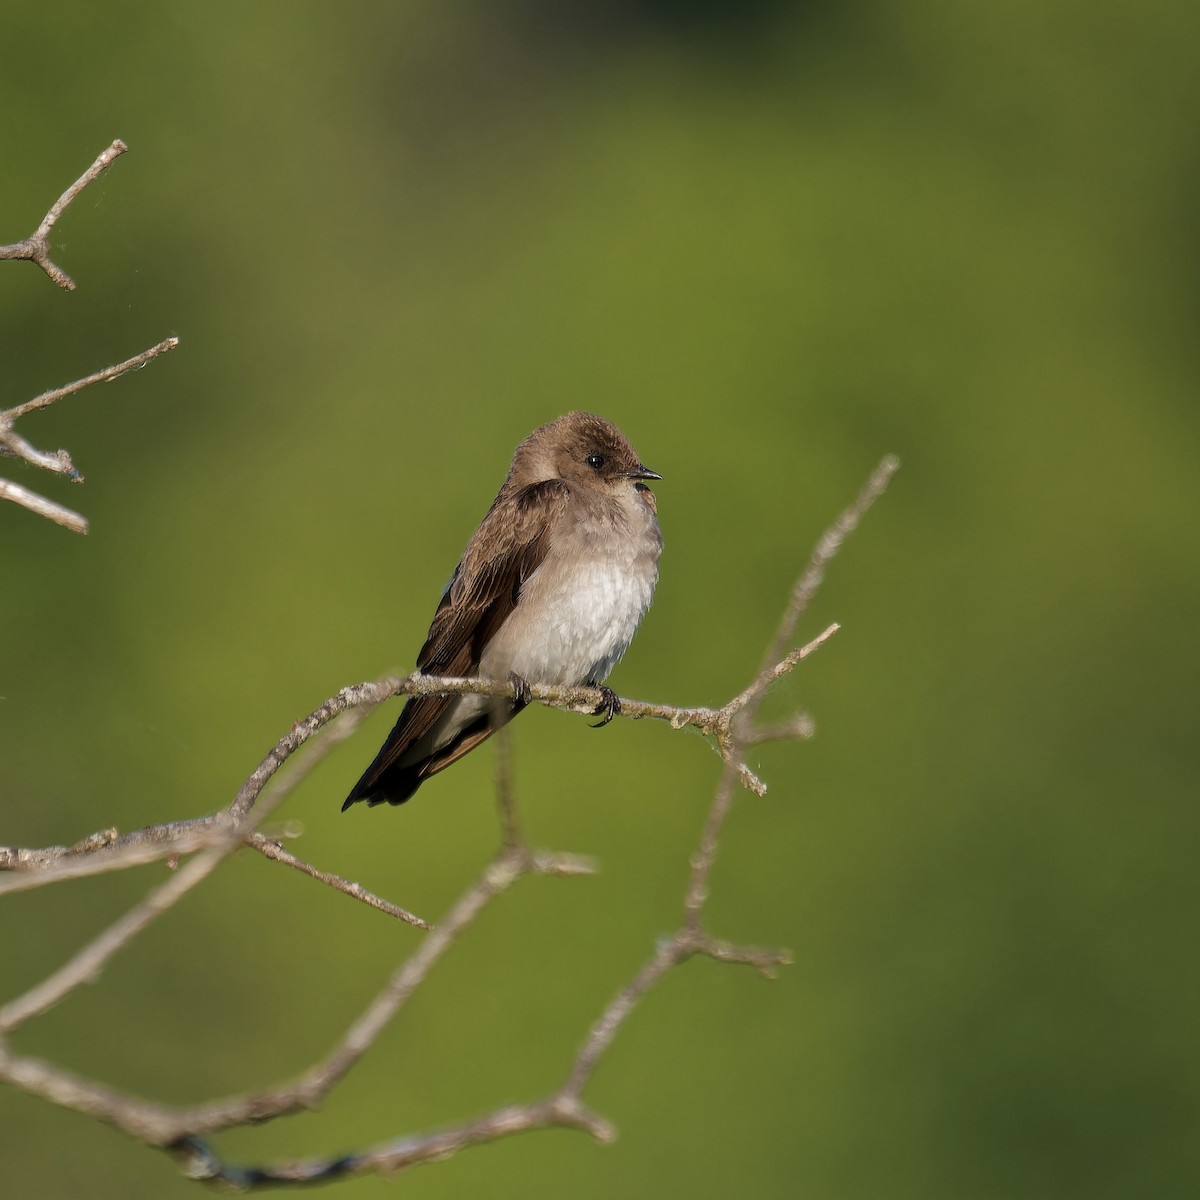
[508,672,533,706]
[591,685,621,728]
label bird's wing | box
[416,478,570,678]
[342,479,570,806]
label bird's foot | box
[507,672,533,706]
[591,685,621,728]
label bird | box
[342,411,662,809]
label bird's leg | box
[507,672,533,706]
[590,685,621,728]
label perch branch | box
[1,645,837,894]
[0,456,899,1189]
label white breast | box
[480,498,661,687]
[509,557,655,685]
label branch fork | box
[0,456,900,1188]
[0,139,128,289]
[2,141,179,532]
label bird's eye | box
[586,454,605,470]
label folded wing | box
[342,479,570,808]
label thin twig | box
[6,338,181,425]
[0,665,796,893]
[0,683,385,895]
[683,761,741,930]
[756,454,901,683]
[562,933,685,1098]
[0,337,180,534]
[170,1095,614,1187]
[0,698,369,1035]
[493,725,522,851]
[0,822,241,1035]
[0,457,900,1190]
[0,479,88,534]
[0,817,224,894]
[0,844,594,1149]
[0,139,128,289]
[1,140,177,533]
[245,834,431,930]
[683,456,900,927]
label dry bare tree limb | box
[493,722,524,851]
[756,453,902,687]
[0,478,88,533]
[0,1043,182,1144]
[0,651,833,892]
[0,696,371,1034]
[1,139,179,533]
[0,337,181,534]
[0,139,128,289]
[0,842,594,1154]
[228,681,392,821]
[679,455,902,929]
[182,906,796,1186]
[0,828,239,1036]
[0,456,900,1190]
[5,337,181,430]
[0,816,224,892]
[168,846,594,1143]
[0,677,382,896]
[244,833,432,930]
[171,1095,614,1188]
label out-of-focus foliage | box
[3,2,1198,1197]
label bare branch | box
[0,694,369,1033]
[0,843,593,1151]
[0,824,240,1035]
[6,338,181,427]
[694,932,792,977]
[0,338,180,534]
[170,1095,614,1188]
[493,724,523,851]
[245,833,431,930]
[684,757,740,926]
[0,817,224,894]
[0,139,128,289]
[0,457,899,1189]
[0,681,386,896]
[561,931,685,1098]
[0,478,88,533]
[756,453,901,684]
[0,1044,184,1146]
[680,456,900,930]
[1,141,178,533]
[228,682,391,821]
[0,654,823,894]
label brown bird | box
[342,412,662,809]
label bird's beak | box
[628,465,662,481]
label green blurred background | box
[3,2,1198,1196]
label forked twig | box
[1,141,178,533]
[0,456,899,1188]
[0,139,128,289]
